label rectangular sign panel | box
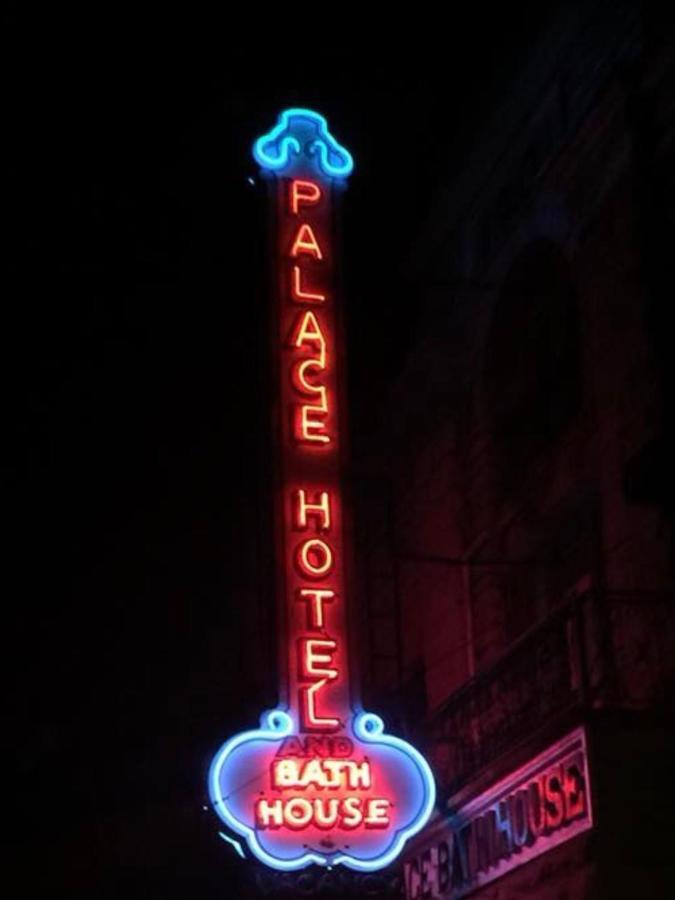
[404,728,593,899]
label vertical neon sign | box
[209,109,435,871]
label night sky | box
[6,9,557,897]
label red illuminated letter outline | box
[291,223,323,260]
[294,489,331,531]
[292,265,326,303]
[290,179,322,215]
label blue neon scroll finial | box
[253,108,354,178]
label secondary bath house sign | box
[208,109,436,871]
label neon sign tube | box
[209,108,435,871]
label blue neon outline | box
[218,831,246,859]
[208,709,436,872]
[252,108,354,178]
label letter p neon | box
[291,180,322,214]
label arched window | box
[483,240,582,497]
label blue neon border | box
[208,710,436,871]
[252,108,354,178]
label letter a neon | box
[291,224,323,260]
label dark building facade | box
[354,5,675,898]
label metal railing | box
[425,589,674,792]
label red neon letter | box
[300,679,340,731]
[291,224,323,260]
[313,798,340,829]
[291,310,327,366]
[298,588,335,630]
[297,538,333,577]
[295,489,331,531]
[292,359,327,411]
[301,638,338,680]
[272,759,299,789]
[364,799,390,828]
[292,265,326,303]
[347,761,372,789]
[341,797,364,829]
[256,799,284,828]
[290,179,321,215]
[299,404,330,444]
[283,797,314,829]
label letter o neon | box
[297,538,333,578]
[284,797,313,829]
